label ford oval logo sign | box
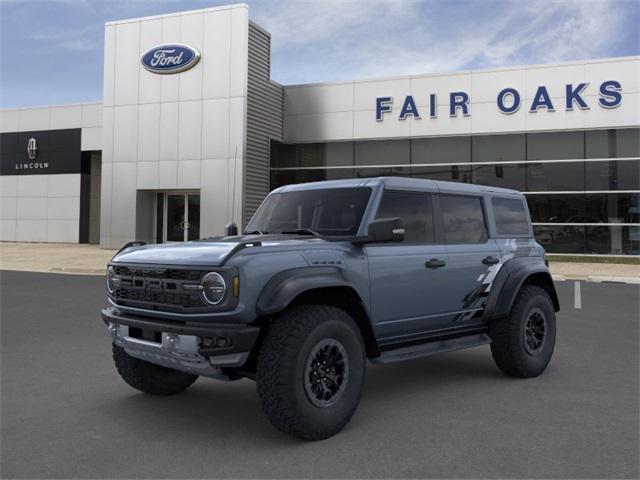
[141,44,200,74]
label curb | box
[553,274,640,284]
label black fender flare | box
[484,257,560,321]
[256,266,355,316]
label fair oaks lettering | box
[375,80,623,121]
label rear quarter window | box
[492,197,530,236]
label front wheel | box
[256,305,366,440]
[112,344,198,395]
[489,285,556,378]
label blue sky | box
[1,0,638,108]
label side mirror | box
[356,217,405,244]
[225,222,238,236]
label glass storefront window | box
[526,194,585,223]
[270,168,354,189]
[271,142,354,169]
[585,226,640,255]
[355,166,410,178]
[270,142,297,168]
[527,131,584,160]
[471,163,526,190]
[585,128,640,158]
[585,193,640,224]
[585,160,640,190]
[472,134,525,163]
[526,161,585,191]
[411,165,472,183]
[412,137,471,164]
[533,225,586,253]
[355,140,409,166]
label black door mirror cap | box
[353,217,405,244]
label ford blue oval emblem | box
[141,44,201,74]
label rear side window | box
[492,197,530,236]
[376,191,434,243]
[441,195,487,244]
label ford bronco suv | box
[102,177,559,440]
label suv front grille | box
[111,266,207,312]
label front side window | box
[246,187,371,236]
[492,197,530,236]
[375,191,434,243]
[441,195,487,244]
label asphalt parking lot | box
[1,270,638,479]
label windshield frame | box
[245,187,373,238]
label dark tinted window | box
[412,137,471,164]
[270,168,354,190]
[585,128,640,158]
[375,191,434,243]
[527,131,584,160]
[411,165,472,183]
[534,225,586,253]
[471,163,526,190]
[472,134,525,162]
[492,197,530,235]
[355,140,410,166]
[246,187,371,236]
[526,162,585,191]
[525,194,585,223]
[585,160,640,190]
[270,142,354,169]
[441,195,487,243]
[356,166,410,178]
[585,193,640,223]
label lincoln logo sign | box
[376,80,623,120]
[141,44,200,74]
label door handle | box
[482,256,500,265]
[425,258,446,269]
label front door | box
[366,190,455,345]
[163,193,200,242]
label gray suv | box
[102,177,559,440]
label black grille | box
[111,266,207,311]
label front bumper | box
[102,307,260,379]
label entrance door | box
[163,193,200,242]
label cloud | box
[253,0,637,84]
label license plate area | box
[128,326,162,344]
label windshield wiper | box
[244,230,268,235]
[281,228,321,237]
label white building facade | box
[1,4,638,254]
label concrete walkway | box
[0,242,116,274]
[0,242,638,283]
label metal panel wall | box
[244,22,284,225]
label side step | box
[372,333,491,364]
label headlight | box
[106,266,116,294]
[201,272,226,305]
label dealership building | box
[1,3,638,254]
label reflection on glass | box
[187,195,200,241]
[527,131,584,160]
[585,160,640,190]
[166,195,185,242]
[411,165,472,183]
[526,162,585,191]
[585,193,640,223]
[534,226,586,253]
[585,128,640,158]
[472,134,526,162]
[586,226,640,255]
[355,167,410,178]
[412,137,471,164]
[471,163,526,190]
[526,194,585,223]
[355,140,410,166]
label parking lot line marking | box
[574,281,582,309]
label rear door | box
[439,194,501,325]
[366,190,453,344]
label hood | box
[111,235,329,267]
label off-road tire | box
[489,285,556,378]
[256,305,366,440]
[112,344,198,395]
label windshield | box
[246,187,372,236]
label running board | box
[372,333,491,364]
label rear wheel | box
[112,344,198,395]
[489,285,556,378]
[256,305,366,440]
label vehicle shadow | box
[100,348,503,444]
